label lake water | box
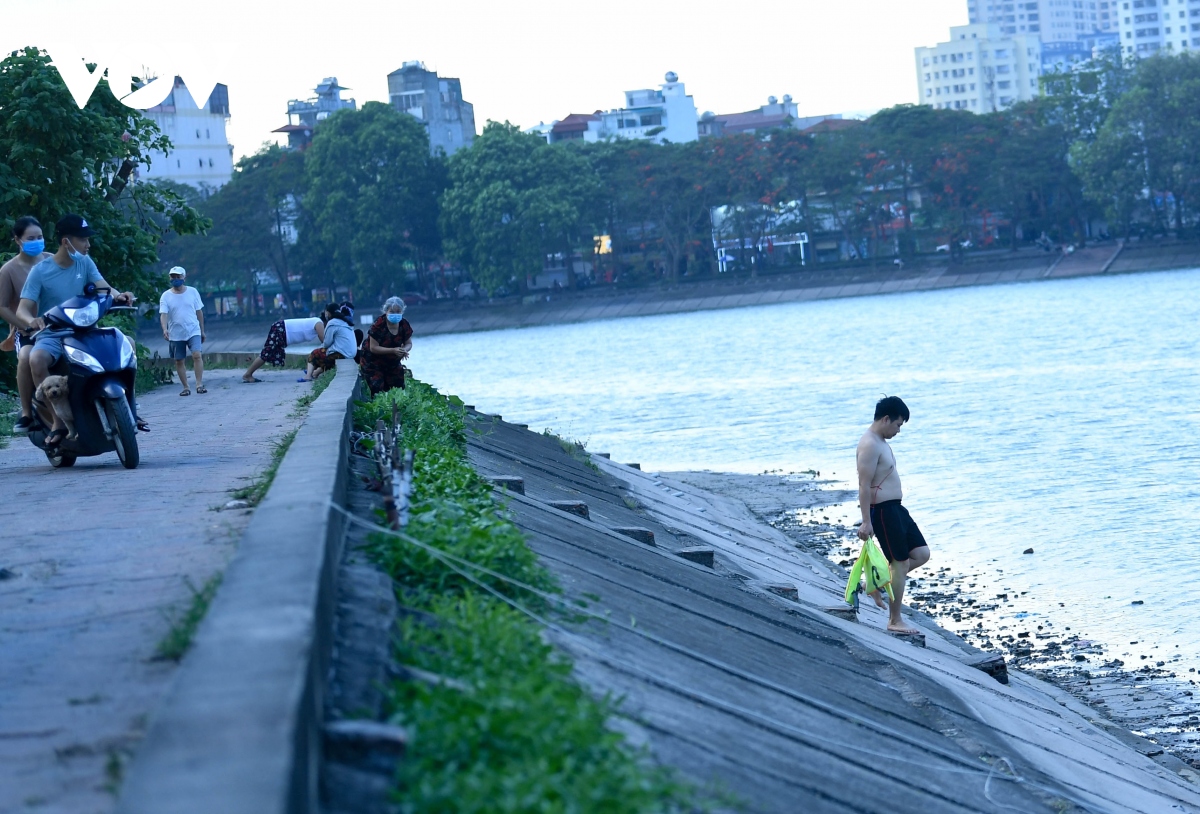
[413,269,1200,672]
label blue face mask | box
[65,238,84,261]
[170,278,185,288]
[21,238,44,256]
[387,313,403,324]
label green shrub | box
[356,381,693,814]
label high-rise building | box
[1115,0,1200,56]
[967,1,1115,40]
[138,77,234,193]
[387,62,476,156]
[273,78,357,150]
[915,23,1043,112]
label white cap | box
[168,266,186,278]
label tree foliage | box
[0,47,207,299]
[164,145,305,308]
[440,122,597,294]
[303,102,444,301]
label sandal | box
[136,418,150,432]
[45,428,67,449]
[196,386,208,394]
[242,377,262,383]
[179,389,190,396]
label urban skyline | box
[4,0,966,162]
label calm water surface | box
[414,269,1200,669]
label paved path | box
[0,368,311,814]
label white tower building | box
[139,77,234,193]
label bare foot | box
[869,590,887,609]
[887,622,920,635]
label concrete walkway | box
[0,368,310,814]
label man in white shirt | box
[159,266,206,395]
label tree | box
[166,145,306,310]
[708,133,779,276]
[867,105,952,255]
[0,47,207,299]
[632,140,715,282]
[304,102,443,303]
[441,122,598,294]
[1073,54,1200,236]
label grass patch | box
[155,573,223,661]
[0,391,16,449]
[542,428,600,472]
[356,382,696,814]
[230,428,297,506]
[295,369,335,413]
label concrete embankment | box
[108,384,1200,813]
[465,415,1200,813]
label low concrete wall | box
[116,359,360,814]
[142,351,308,370]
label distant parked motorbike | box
[26,285,140,469]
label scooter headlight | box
[63,301,100,327]
[64,345,104,372]
[119,337,135,368]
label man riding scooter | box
[13,214,136,449]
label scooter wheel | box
[47,450,77,468]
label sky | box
[2,0,967,162]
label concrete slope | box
[465,415,1200,814]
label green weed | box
[231,429,296,506]
[357,381,696,813]
[155,573,223,662]
[542,428,600,472]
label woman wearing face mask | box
[0,217,52,351]
[0,217,52,434]
[361,296,413,396]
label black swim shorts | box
[870,500,928,563]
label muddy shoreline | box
[669,470,1200,770]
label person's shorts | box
[14,331,31,352]
[169,335,202,359]
[870,500,928,563]
[31,332,65,364]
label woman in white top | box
[242,313,325,383]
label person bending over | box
[856,396,931,635]
[243,313,326,382]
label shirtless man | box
[856,396,931,635]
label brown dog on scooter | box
[35,375,75,440]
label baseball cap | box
[168,266,187,278]
[56,213,95,238]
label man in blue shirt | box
[14,214,133,436]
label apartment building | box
[916,24,1043,111]
[387,61,476,156]
[273,78,357,150]
[1115,0,1200,55]
[139,77,234,192]
[968,0,1116,39]
[531,72,699,145]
